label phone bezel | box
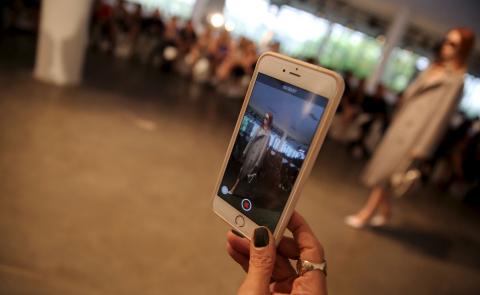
[212,52,344,243]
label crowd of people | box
[89,0,280,99]
[0,0,40,37]
[89,1,479,206]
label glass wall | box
[461,75,480,118]
[124,0,480,117]
[223,0,272,44]
[273,6,330,57]
[319,25,382,79]
[382,48,423,92]
[129,0,195,18]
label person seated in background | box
[462,118,480,205]
[163,16,179,47]
[330,77,366,143]
[149,15,179,68]
[111,0,129,47]
[207,29,232,76]
[430,114,479,195]
[186,25,214,82]
[132,9,165,63]
[110,0,144,58]
[188,25,213,61]
[214,37,258,97]
[304,57,318,65]
[141,9,165,37]
[348,83,388,158]
[177,19,197,58]
[90,0,114,51]
[215,37,257,81]
[127,3,143,53]
[269,41,281,53]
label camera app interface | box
[218,73,328,231]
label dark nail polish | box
[254,227,269,248]
[231,230,244,238]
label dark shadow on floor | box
[371,226,480,272]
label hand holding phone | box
[227,212,327,295]
[213,52,344,243]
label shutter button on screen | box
[235,215,245,227]
[241,198,252,212]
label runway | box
[1,41,479,294]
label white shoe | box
[344,215,367,229]
[369,215,388,227]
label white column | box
[191,0,210,29]
[191,0,226,29]
[34,0,93,86]
[367,7,409,93]
[317,22,333,59]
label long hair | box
[443,27,476,70]
[264,112,273,129]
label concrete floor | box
[1,40,480,294]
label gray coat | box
[239,127,271,179]
[362,68,464,187]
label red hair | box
[449,27,476,69]
[264,112,273,128]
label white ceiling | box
[343,0,480,50]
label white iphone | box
[212,52,344,243]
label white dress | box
[239,127,271,179]
[362,68,465,187]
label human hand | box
[227,212,327,295]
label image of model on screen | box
[228,112,273,195]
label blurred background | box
[0,0,479,294]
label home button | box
[235,215,245,227]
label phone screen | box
[218,73,328,231]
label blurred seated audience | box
[348,83,389,158]
[90,0,114,51]
[178,19,197,57]
[430,115,480,200]
[87,5,477,203]
[3,0,39,34]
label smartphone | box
[212,52,344,243]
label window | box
[460,74,480,118]
[382,48,423,93]
[320,24,382,78]
[273,6,329,57]
[224,0,272,43]
[128,0,195,19]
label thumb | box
[238,227,276,295]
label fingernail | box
[231,229,244,238]
[254,227,269,248]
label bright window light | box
[460,74,480,118]
[210,13,225,28]
[128,0,195,18]
[225,21,235,32]
[416,56,430,71]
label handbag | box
[390,158,422,198]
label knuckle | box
[292,278,315,294]
[249,252,274,269]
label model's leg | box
[356,186,387,220]
[378,190,392,219]
[229,178,240,194]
